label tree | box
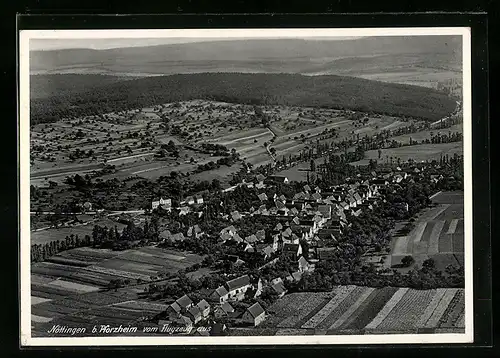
[422,258,435,270]
[401,255,415,267]
[310,159,316,172]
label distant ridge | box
[30,72,457,124]
[30,36,462,75]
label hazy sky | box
[30,36,365,51]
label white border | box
[19,27,473,346]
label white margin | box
[19,27,473,346]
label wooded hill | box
[30,72,457,124]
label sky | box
[30,36,365,51]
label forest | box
[31,73,456,125]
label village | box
[135,155,462,334]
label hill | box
[30,72,457,124]
[30,36,462,76]
[30,74,135,99]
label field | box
[350,142,463,166]
[259,286,465,335]
[30,245,204,333]
[391,124,463,144]
[387,191,464,271]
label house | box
[270,277,287,298]
[183,196,195,206]
[265,175,289,185]
[255,174,266,184]
[245,235,258,244]
[214,302,235,318]
[195,196,204,205]
[82,201,93,212]
[242,302,266,326]
[210,286,229,304]
[303,184,312,192]
[175,295,194,312]
[232,233,244,243]
[164,302,182,319]
[339,201,350,210]
[179,206,191,216]
[297,256,311,272]
[186,306,202,324]
[170,232,186,242]
[258,193,268,202]
[255,230,266,242]
[187,225,203,239]
[255,243,275,260]
[231,211,242,221]
[225,275,252,301]
[274,223,283,232]
[220,225,237,237]
[255,182,266,189]
[196,299,211,317]
[152,197,171,210]
[311,192,322,202]
[353,193,363,204]
[318,205,332,220]
[282,243,302,260]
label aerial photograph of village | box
[27,32,466,338]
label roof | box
[169,302,181,313]
[283,243,300,252]
[232,233,243,243]
[197,299,210,311]
[258,193,268,201]
[256,230,266,241]
[213,286,229,297]
[303,185,312,192]
[274,223,283,231]
[220,225,237,235]
[256,174,266,182]
[245,235,258,243]
[176,294,193,308]
[246,302,265,319]
[220,302,234,313]
[298,256,309,267]
[188,306,202,319]
[271,281,286,295]
[291,271,303,281]
[226,275,251,291]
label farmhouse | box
[196,299,211,317]
[175,295,194,312]
[186,306,203,324]
[270,278,287,298]
[214,302,235,318]
[210,286,230,304]
[242,302,266,326]
[282,243,302,260]
[258,193,268,202]
[225,274,252,301]
[297,256,312,272]
[152,197,172,210]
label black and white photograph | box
[19,28,473,345]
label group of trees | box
[91,221,159,250]
[31,73,456,125]
[31,234,92,263]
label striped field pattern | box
[266,286,465,334]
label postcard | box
[19,27,473,346]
